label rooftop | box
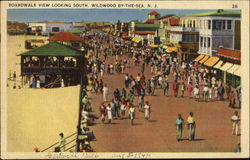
[48,32,83,42]
[148,11,160,15]
[181,10,241,17]
[217,48,241,60]
[19,42,84,57]
[135,23,160,28]
[159,15,175,20]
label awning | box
[227,64,240,75]
[132,37,142,43]
[150,43,159,48]
[213,60,224,69]
[234,66,241,77]
[162,45,169,49]
[203,56,220,67]
[199,55,209,64]
[219,62,234,71]
[165,47,178,53]
[194,55,204,62]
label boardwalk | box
[87,55,240,152]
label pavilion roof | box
[19,42,84,57]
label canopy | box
[19,42,84,57]
[199,55,209,63]
[234,66,241,77]
[227,64,240,75]
[132,37,142,43]
[203,56,220,67]
[150,43,159,48]
[219,62,234,71]
[165,47,178,53]
[162,45,168,49]
[194,54,204,62]
[213,60,224,69]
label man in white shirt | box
[231,111,240,136]
[103,84,109,102]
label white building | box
[27,21,73,36]
[179,10,241,56]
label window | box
[208,20,211,29]
[222,20,226,30]
[217,21,222,30]
[200,37,203,47]
[52,27,60,32]
[208,37,210,47]
[193,20,196,28]
[227,20,232,30]
[212,20,216,29]
[204,37,206,47]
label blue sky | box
[7,9,241,23]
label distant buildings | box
[26,21,73,36]
[7,21,28,35]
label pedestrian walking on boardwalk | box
[187,112,196,141]
[99,103,106,123]
[176,114,184,142]
[231,111,240,136]
[163,80,169,96]
[236,85,241,108]
[229,91,236,108]
[127,90,135,104]
[102,84,109,102]
[129,104,135,125]
[186,82,192,98]
[106,104,112,124]
[180,82,185,97]
[144,101,151,120]
[172,80,179,97]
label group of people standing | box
[82,31,241,144]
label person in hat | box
[59,133,66,152]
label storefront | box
[213,60,224,80]
[227,64,241,88]
[219,62,234,84]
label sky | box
[7,9,241,23]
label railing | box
[40,132,77,152]
[21,66,83,75]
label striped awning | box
[162,45,168,49]
[194,55,204,62]
[150,43,159,48]
[234,66,241,77]
[199,55,209,64]
[227,64,240,74]
[203,56,220,67]
[220,62,234,71]
[132,37,142,43]
[213,60,224,69]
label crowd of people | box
[80,31,241,146]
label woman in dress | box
[106,104,112,124]
[128,104,135,125]
[144,101,151,120]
